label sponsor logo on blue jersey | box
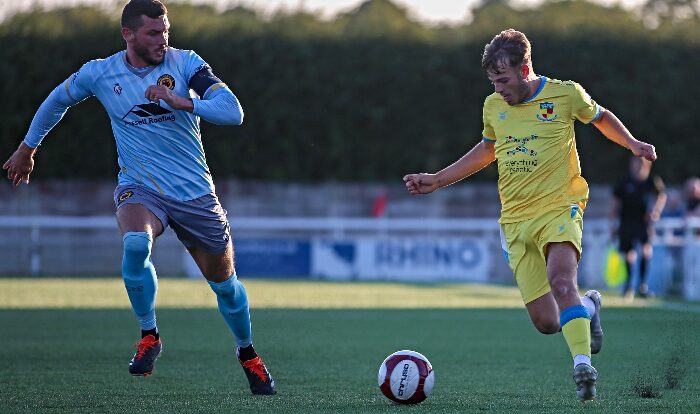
[121,103,176,127]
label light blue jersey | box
[26,47,242,201]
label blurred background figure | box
[661,188,684,219]
[610,157,666,301]
[684,177,700,218]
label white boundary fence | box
[0,216,698,299]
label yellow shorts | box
[500,205,583,304]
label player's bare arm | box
[592,108,656,161]
[404,140,495,195]
[3,142,37,187]
[145,84,194,112]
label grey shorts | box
[114,184,231,253]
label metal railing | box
[0,215,698,298]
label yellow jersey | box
[482,76,601,223]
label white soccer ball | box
[378,349,435,404]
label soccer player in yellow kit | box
[403,29,657,401]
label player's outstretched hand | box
[3,143,35,187]
[403,173,439,195]
[631,141,657,162]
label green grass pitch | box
[1,278,699,413]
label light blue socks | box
[208,273,252,348]
[122,231,251,347]
[122,232,158,331]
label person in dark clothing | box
[610,157,666,300]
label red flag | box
[372,191,387,217]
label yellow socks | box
[560,304,591,360]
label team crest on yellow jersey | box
[157,74,175,90]
[537,102,557,121]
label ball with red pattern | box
[378,350,435,404]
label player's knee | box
[198,248,234,281]
[202,263,234,282]
[122,232,152,273]
[209,275,248,310]
[210,277,233,295]
[533,316,560,334]
[549,276,575,299]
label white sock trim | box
[574,354,591,368]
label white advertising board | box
[312,237,491,282]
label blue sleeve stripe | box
[482,136,496,143]
[560,304,590,326]
[570,204,579,218]
[591,105,602,123]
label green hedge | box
[1,1,698,183]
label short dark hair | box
[482,29,532,74]
[121,0,168,31]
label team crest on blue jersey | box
[157,74,176,90]
[113,83,122,95]
[537,102,557,121]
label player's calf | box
[532,315,560,334]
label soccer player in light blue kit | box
[3,0,276,395]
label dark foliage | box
[1,1,698,183]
